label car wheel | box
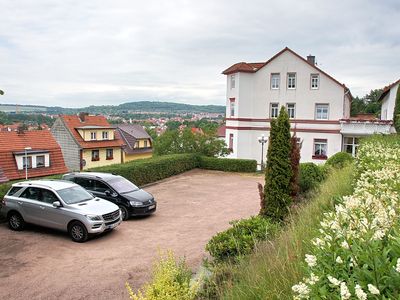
[69,221,88,243]
[8,212,25,231]
[119,206,129,221]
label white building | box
[380,79,399,121]
[223,47,392,165]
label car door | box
[19,187,45,226]
[92,180,118,204]
[39,189,70,230]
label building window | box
[36,155,45,168]
[315,104,329,120]
[23,156,32,169]
[229,133,234,150]
[286,103,296,119]
[106,149,113,160]
[270,103,279,118]
[102,131,108,140]
[311,74,319,89]
[144,140,148,148]
[313,139,328,159]
[90,132,97,140]
[230,75,236,89]
[230,98,235,117]
[271,73,280,89]
[344,137,359,157]
[134,141,139,148]
[287,73,296,89]
[91,150,100,161]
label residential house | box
[223,47,391,165]
[51,113,124,171]
[217,125,226,141]
[114,124,153,162]
[379,79,400,123]
[0,130,68,183]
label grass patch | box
[211,165,354,300]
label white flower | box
[341,240,349,249]
[336,256,343,264]
[395,258,400,273]
[367,284,380,295]
[355,284,367,300]
[305,254,317,267]
[304,273,319,285]
[292,282,310,299]
[327,275,341,286]
[340,282,351,300]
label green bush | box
[298,163,325,193]
[198,156,257,173]
[90,154,198,186]
[205,216,278,262]
[325,151,354,169]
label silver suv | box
[1,180,122,242]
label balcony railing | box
[340,119,393,135]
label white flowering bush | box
[293,135,400,299]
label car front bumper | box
[128,203,157,216]
[86,215,122,234]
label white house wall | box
[381,84,398,121]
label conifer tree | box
[393,85,400,133]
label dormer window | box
[102,131,108,140]
[90,132,96,140]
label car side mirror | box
[105,190,111,196]
[52,201,62,208]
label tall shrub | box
[393,84,400,133]
[289,134,300,199]
[261,107,292,221]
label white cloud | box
[0,0,399,107]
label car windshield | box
[58,186,94,204]
[108,177,139,194]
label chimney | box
[307,55,316,65]
[78,112,89,122]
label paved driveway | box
[0,169,262,300]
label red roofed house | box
[0,130,68,183]
[379,79,400,123]
[51,113,124,171]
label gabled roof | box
[222,47,350,93]
[0,130,68,182]
[379,79,400,102]
[114,124,152,155]
[60,115,124,149]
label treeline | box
[0,112,54,126]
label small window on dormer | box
[102,131,108,140]
[90,132,96,140]
[231,75,235,89]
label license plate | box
[148,205,155,210]
[107,222,117,229]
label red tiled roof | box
[191,127,204,135]
[217,125,226,138]
[60,115,124,149]
[379,79,400,102]
[222,47,351,96]
[0,131,68,182]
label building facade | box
[223,47,391,165]
[380,79,400,122]
[51,113,124,171]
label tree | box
[165,120,182,131]
[153,128,229,157]
[289,133,301,199]
[350,89,383,116]
[0,90,4,95]
[393,85,400,133]
[260,106,292,222]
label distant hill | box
[0,101,225,115]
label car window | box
[41,189,59,204]
[108,177,139,194]
[57,186,94,204]
[93,180,109,193]
[75,177,95,190]
[20,187,41,201]
[7,186,23,196]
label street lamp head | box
[258,134,267,144]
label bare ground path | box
[0,169,262,300]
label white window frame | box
[343,137,359,157]
[270,103,279,118]
[287,73,296,89]
[102,131,108,140]
[90,132,97,140]
[230,75,236,89]
[313,139,328,158]
[106,148,113,159]
[271,73,280,89]
[286,103,296,119]
[311,74,319,89]
[315,104,329,120]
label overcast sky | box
[0,0,399,108]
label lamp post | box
[24,147,32,180]
[258,134,267,171]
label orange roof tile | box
[60,115,124,149]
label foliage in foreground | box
[325,152,354,169]
[394,83,400,133]
[298,162,326,194]
[293,135,400,299]
[261,106,292,221]
[205,216,278,263]
[126,251,198,300]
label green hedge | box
[205,216,278,262]
[90,154,199,186]
[198,156,257,173]
[298,163,326,194]
[325,151,354,169]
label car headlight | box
[86,214,102,221]
[130,200,142,206]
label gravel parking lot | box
[0,169,261,300]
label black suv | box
[62,172,156,220]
